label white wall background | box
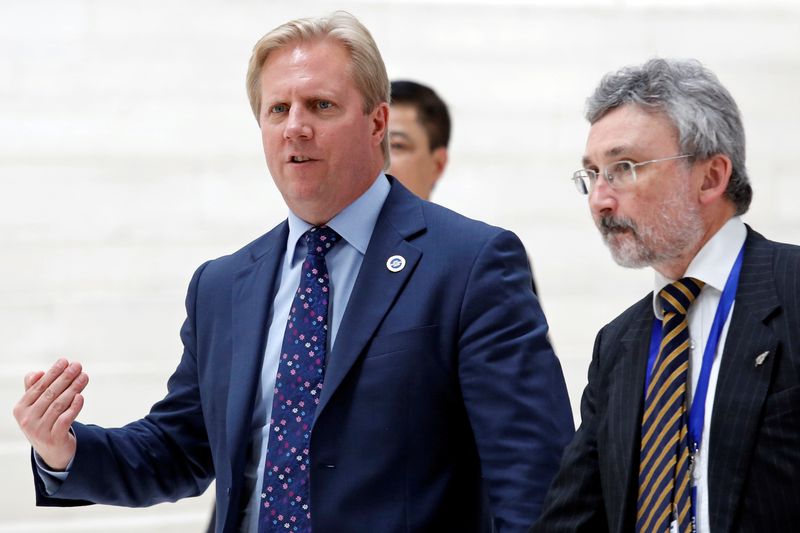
[1,0,798,530]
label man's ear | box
[432,147,448,179]
[699,153,732,206]
[371,102,389,145]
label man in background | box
[388,79,539,297]
[15,12,573,533]
[534,58,800,532]
[388,79,450,200]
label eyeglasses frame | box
[572,153,694,195]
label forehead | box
[389,105,430,147]
[585,104,679,160]
[259,39,356,95]
[390,105,422,129]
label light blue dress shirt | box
[242,173,390,531]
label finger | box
[29,361,83,418]
[40,371,89,432]
[51,392,85,439]
[21,359,69,407]
[24,371,44,391]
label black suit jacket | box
[533,227,800,533]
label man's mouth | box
[599,216,636,236]
[290,155,313,163]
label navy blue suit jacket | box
[34,177,574,532]
[533,228,800,533]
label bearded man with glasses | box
[532,58,800,533]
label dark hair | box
[586,58,751,215]
[390,80,451,150]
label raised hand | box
[13,358,89,470]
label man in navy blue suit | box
[14,12,573,532]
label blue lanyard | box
[645,243,745,527]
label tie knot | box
[304,226,340,257]
[659,277,705,315]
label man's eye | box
[608,162,632,176]
[270,104,288,113]
[390,142,409,151]
[317,101,333,110]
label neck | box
[294,166,383,226]
[653,205,735,279]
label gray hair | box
[246,11,391,169]
[586,58,752,215]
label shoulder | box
[383,177,511,248]
[417,200,523,256]
[597,293,654,347]
[421,200,503,237]
[745,225,800,259]
[761,234,800,267]
[382,179,523,266]
[744,226,800,285]
[191,221,288,285]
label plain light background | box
[2,0,799,530]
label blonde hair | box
[246,11,390,168]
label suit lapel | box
[708,229,780,533]
[315,181,425,421]
[226,222,288,490]
[607,301,652,532]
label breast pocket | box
[763,385,800,421]
[363,324,439,362]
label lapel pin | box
[754,351,769,367]
[386,255,406,273]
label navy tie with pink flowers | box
[259,226,339,533]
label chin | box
[610,251,650,269]
[284,176,326,196]
[606,238,651,269]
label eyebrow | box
[582,145,630,167]
[389,131,412,141]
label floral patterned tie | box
[259,226,339,533]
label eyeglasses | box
[572,154,693,195]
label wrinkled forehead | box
[584,105,680,163]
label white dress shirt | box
[652,216,747,533]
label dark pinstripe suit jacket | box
[533,227,800,533]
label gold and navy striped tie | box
[637,277,705,533]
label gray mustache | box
[599,216,636,234]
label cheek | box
[392,152,422,172]
[399,151,424,167]
[389,152,413,169]
[261,126,278,153]
[262,140,281,171]
[337,132,370,161]
[625,192,654,218]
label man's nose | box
[588,174,617,215]
[284,106,312,140]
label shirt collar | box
[285,172,391,264]
[652,216,746,319]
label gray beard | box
[597,198,704,270]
